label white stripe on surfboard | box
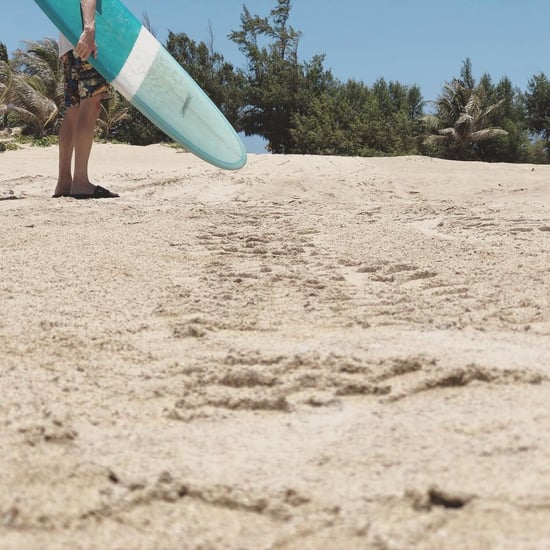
[112,26,160,100]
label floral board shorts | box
[61,51,113,107]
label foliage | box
[9,76,59,137]
[97,91,131,139]
[524,73,550,139]
[422,60,509,160]
[12,38,64,108]
[524,73,550,159]
[230,0,310,153]
[27,134,58,147]
[291,78,423,156]
[1,39,62,137]
[231,1,423,156]
[471,75,531,163]
[113,103,168,145]
[0,60,13,129]
[2,5,550,163]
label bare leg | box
[54,105,79,197]
[71,94,102,196]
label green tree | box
[97,91,131,139]
[292,77,423,157]
[230,0,307,153]
[232,1,423,156]
[10,77,59,137]
[1,43,16,130]
[474,75,530,163]
[423,60,508,160]
[114,103,168,145]
[287,55,346,154]
[423,82,508,160]
[460,57,476,89]
[0,60,13,129]
[290,83,356,156]
[371,79,424,154]
[525,72,550,158]
[13,38,64,109]
[9,39,62,137]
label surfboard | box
[33,0,247,170]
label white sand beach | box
[1,144,549,548]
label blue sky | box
[3,1,550,151]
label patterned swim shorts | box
[61,51,114,107]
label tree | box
[371,79,424,154]
[230,0,307,153]
[525,72,550,158]
[114,103,168,145]
[232,1,423,156]
[423,60,508,160]
[473,75,530,163]
[0,60,13,129]
[291,77,424,157]
[97,91,131,139]
[12,38,64,109]
[8,39,63,137]
[290,85,356,156]
[423,81,508,160]
[10,77,59,137]
[460,57,476,89]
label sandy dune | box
[1,144,549,549]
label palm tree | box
[10,77,59,137]
[96,91,131,139]
[0,60,13,129]
[9,38,63,137]
[13,38,64,108]
[423,79,508,160]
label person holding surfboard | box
[53,0,119,199]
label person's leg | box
[54,52,79,198]
[70,94,102,195]
[57,54,118,199]
[54,105,79,197]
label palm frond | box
[456,112,474,127]
[470,128,508,142]
[480,98,505,120]
[424,134,451,146]
[97,92,132,138]
[0,61,14,104]
[420,114,440,131]
[438,127,460,139]
[11,76,58,136]
[424,76,509,158]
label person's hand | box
[74,28,98,60]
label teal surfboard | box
[33,0,247,170]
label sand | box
[1,143,549,549]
